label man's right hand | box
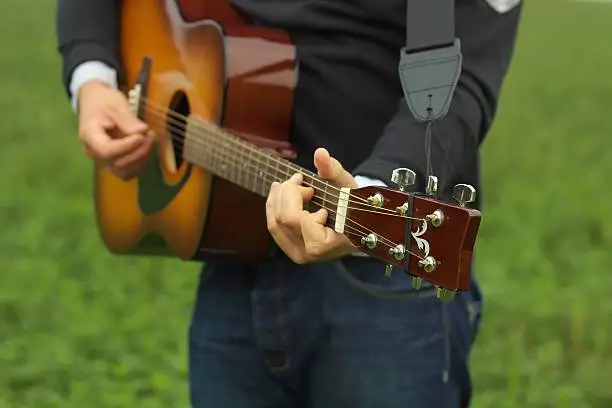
[77,80,154,181]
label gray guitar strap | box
[399,0,461,200]
[399,0,461,123]
[398,0,461,288]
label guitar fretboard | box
[182,117,341,224]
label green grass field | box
[1,0,611,407]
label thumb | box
[313,148,357,188]
[108,101,148,136]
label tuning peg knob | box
[384,264,393,278]
[412,277,423,290]
[435,287,456,302]
[426,175,439,197]
[452,184,476,207]
[391,168,416,192]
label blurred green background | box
[1,0,610,407]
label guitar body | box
[94,0,297,261]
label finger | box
[285,172,303,185]
[83,124,147,160]
[84,144,95,159]
[266,182,281,229]
[282,173,315,202]
[310,208,328,225]
[108,102,148,136]
[300,209,336,259]
[269,224,308,264]
[110,155,149,180]
[301,208,329,244]
[295,185,315,202]
[313,147,357,188]
[277,184,313,228]
[302,209,355,260]
[266,183,309,262]
[281,173,314,200]
[112,135,153,169]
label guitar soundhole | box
[167,91,190,169]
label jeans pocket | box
[333,257,437,300]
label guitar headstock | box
[342,168,481,302]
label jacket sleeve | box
[56,0,122,96]
[352,1,523,193]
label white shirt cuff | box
[69,61,118,112]
[354,175,388,188]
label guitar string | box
[137,101,430,258]
[122,96,439,261]
[138,99,425,222]
[139,104,423,255]
[156,110,420,220]
[184,129,421,257]
[142,97,404,215]
[139,96,419,217]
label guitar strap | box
[399,0,461,123]
[399,0,461,284]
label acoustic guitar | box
[94,0,481,301]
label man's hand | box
[266,148,358,264]
[77,80,153,180]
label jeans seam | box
[441,302,451,384]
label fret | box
[248,154,259,195]
[213,134,221,175]
[304,173,319,213]
[253,151,260,193]
[235,142,253,191]
[235,139,242,186]
[241,144,249,190]
[211,130,218,174]
[239,155,252,192]
[226,135,235,185]
[323,183,329,211]
[238,143,248,190]
[287,162,302,181]
[251,151,259,196]
[284,161,293,181]
[275,157,282,184]
[203,127,214,169]
[218,135,228,180]
[310,176,340,227]
[257,154,268,196]
[262,155,272,196]
[183,118,349,211]
[254,149,263,196]
[235,139,242,188]
[223,134,231,181]
[236,143,253,190]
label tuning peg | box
[384,264,393,278]
[425,175,439,197]
[452,184,476,207]
[391,168,416,192]
[412,277,423,290]
[435,287,456,302]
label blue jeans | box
[188,255,483,408]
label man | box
[56,0,522,407]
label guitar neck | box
[182,116,340,224]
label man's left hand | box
[266,148,358,264]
